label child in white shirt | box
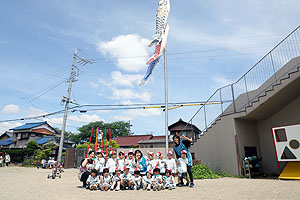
[86,169,100,190]
[163,169,176,190]
[111,167,122,191]
[95,150,105,175]
[100,168,112,191]
[177,150,189,187]
[147,152,158,172]
[142,170,153,191]
[166,151,177,176]
[116,151,126,172]
[156,152,166,175]
[133,169,142,190]
[106,150,117,176]
[126,150,135,175]
[121,166,133,190]
[152,168,163,191]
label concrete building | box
[190,57,300,176]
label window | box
[21,133,29,139]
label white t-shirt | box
[147,159,158,171]
[102,175,111,185]
[117,158,126,171]
[166,158,177,173]
[143,175,153,184]
[126,158,136,174]
[177,158,188,173]
[153,174,162,184]
[157,159,166,174]
[121,172,132,181]
[95,157,105,172]
[106,158,116,173]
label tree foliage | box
[26,140,40,151]
[76,140,120,149]
[35,143,57,160]
[71,121,132,144]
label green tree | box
[26,140,40,151]
[35,143,57,160]
[74,121,132,144]
[76,140,120,149]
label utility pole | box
[164,49,169,155]
[57,49,77,163]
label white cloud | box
[27,107,48,117]
[0,122,22,133]
[2,104,20,114]
[212,76,232,87]
[111,71,143,87]
[68,114,104,124]
[96,34,150,72]
[111,115,132,121]
[111,88,151,102]
[124,108,161,117]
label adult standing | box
[134,150,147,175]
[78,151,95,188]
[173,135,194,188]
[4,153,10,167]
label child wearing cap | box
[100,168,112,191]
[146,152,158,172]
[133,169,142,190]
[152,167,163,191]
[116,151,126,172]
[166,151,177,177]
[110,167,122,191]
[95,150,105,176]
[163,169,176,190]
[126,150,135,175]
[156,152,167,176]
[142,170,153,191]
[86,169,100,190]
[106,151,117,176]
[120,166,133,190]
[177,150,189,187]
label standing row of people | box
[78,135,195,190]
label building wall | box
[190,115,239,175]
[257,95,300,175]
[234,119,262,160]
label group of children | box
[84,149,190,191]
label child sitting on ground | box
[121,166,133,190]
[177,150,189,187]
[110,167,122,191]
[152,167,163,191]
[106,150,117,176]
[86,169,100,190]
[142,170,153,191]
[100,168,112,191]
[163,169,175,190]
[133,169,142,190]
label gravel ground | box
[0,167,300,200]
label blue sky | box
[0,0,299,135]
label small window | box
[274,129,287,142]
[21,133,29,139]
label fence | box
[180,26,300,133]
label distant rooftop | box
[10,122,47,130]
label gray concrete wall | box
[257,95,300,175]
[190,115,239,175]
[234,119,261,160]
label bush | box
[0,149,34,163]
[192,164,220,179]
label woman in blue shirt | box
[134,150,147,175]
[173,135,194,188]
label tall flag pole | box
[140,0,170,155]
